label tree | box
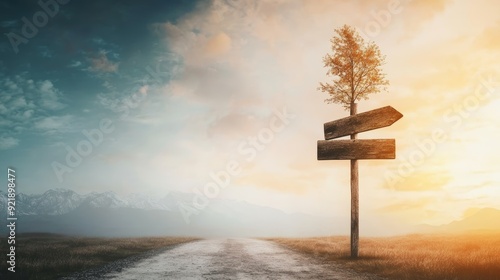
[318,24,388,113]
[318,24,389,258]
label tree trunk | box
[350,102,359,258]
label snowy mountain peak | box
[0,188,179,215]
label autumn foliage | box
[319,25,389,110]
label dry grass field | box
[270,232,500,280]
[0,233,197,279]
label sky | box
[0,0,499,234]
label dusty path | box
[67,239,384,280]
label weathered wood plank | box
[324,106,403,140]
[317,139,396,160]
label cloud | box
[157,0,307,110]
[382,0,454,40]
[0,76,66,114]
[406,0,451,22]
[68,60,83,68]
[474,21,500,51]
[10,96,27,109]
[207,111,259,139]
[39,80,65,110]
[376,197,444,224]
[237,165,330,194]
[88,52,119,73]
[378,197,434,213]
[22,109,34,120]
[383,166,452,192]
[37,46,54,58]
[0,136,19,150]
[0,75,70,141]
[34,115,74,133]
[204,32,232,57]
[238,172,310,193]
[0,118,11,127]
[0,103,8,114]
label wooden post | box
[350,102,359,258]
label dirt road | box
[67,238,384,279]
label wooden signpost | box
[317,105,402,258]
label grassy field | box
[0,233,197,279]
[269,232,500,280]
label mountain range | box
[0,188,177,216]
[0,188,343,237]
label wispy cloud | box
[68,60,83,68]
[88,51,119,73]
[0,136,19,150]
[34,115,74,134]
[39,80,65,110]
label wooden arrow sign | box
[317,139,395,160]
[324,106,403,140]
